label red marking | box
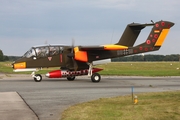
[161,22,165,26]
[48,57,52,61]
[92,68,103,73]
[154,34,158,39]
[156,24,159,27]
[60,54,62,63]
[139,46,143,51]
[150,47,153,51]
[134,50,137,53]
[152,39,156,43]
[48,70,62,78]
[144,48,148,51]
[150,34,153,37]
[47,68,103,78]
[146,40,151,45]
[168,24,171,28]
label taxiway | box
[0,75,180,120]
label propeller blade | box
[71,38,75,53]
[69,38,78,71]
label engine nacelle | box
[45,68,103,78]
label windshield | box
[35,47,49,57]
[23,48,36,58]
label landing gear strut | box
[31,72,42,82]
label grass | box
[0,61,180,76]
[98,62,180,76]
[61,91,180,120]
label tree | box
[3,55,9,61]
[0,49,4,61]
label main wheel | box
[34,74,42,82]
[67,76,76,81]
[91,73,101,82]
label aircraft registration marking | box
[117,49,133,55]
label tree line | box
[112,54,180,62]
[0,49,180,62]
[0,49,9,61]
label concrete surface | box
[0,92,38,120]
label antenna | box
[45,40,48,45]
[151,20,154,24]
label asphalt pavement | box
[0,74,180,120]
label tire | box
[91,73,101,82]
[67,76,76,81]
[34,74,42,82]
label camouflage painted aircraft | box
[12,20,174,82]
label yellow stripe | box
[103,45,128,50]
[155,29,169,46]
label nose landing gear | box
[31,72,42,82]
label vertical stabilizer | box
[116,23,151,47]
[130,21,174,54]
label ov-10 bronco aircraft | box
[12,20,174,82]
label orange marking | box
[74,47,88,62]
[14,62,26,69]
[75,51,88,62]
[155,29,169,46]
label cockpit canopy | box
[23,45,64,58]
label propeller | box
[67,38,78,70]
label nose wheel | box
[34,74,42,82]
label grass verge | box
[61,91,180,120]
[0,61,180,76]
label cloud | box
[0,0,180,55]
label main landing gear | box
[67,76,76,81]
[88,63,101,83]
[31,67,101,82]
[66,73,101,82]
[91,73,101,82]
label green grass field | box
[98,62,180,76]
[61,91,180,120]
[0,61,180,76]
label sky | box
[0,0,180,56]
